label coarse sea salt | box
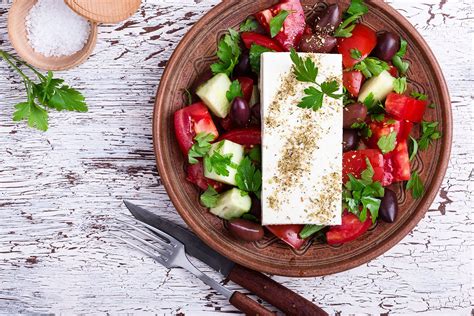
[26,0,91,57]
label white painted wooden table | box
[0,0,472,314]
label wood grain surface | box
[0,0,472,315]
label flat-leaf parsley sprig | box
[0,50,87,131]
[290,48,343,111]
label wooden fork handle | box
[228,264,328,316]
[229,291,275,316]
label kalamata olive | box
[235,51,251,76]
[251,103,261,121]
[379,188,398,223]
[343,102,367,128]
[343,129,360,152]
[226,218,265,241]
[249,196,261,220]
[314,4,342,34]
[299,34,337,53]
[230,97,251,127]
[372,31,401,62]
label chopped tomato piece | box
[241,32,284,52]
[363,115,413,150]
[385,93,428,123]
[388,63,399,77]
[174,102,219,154]
[383,140,411,185]
[219,128,261,147]
[237,77,254,103]
[337,24,377,68]
[254,0,306,51]
[266,225,305,249]
[343,70,364,97]
[326,212,372,245]
[343,149,384,184]
[186,161,223,191]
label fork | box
[112,219,275,316]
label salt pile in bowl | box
[26,0,91,57]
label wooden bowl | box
[153,0,452,277]
[8,0,98,71]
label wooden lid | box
[65,0,141,24]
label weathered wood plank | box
[0,0,472,314]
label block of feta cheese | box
[260,52,343,225]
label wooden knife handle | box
[228,264,328,316]
[229,291,275,316]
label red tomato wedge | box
[237,77,254,103]
[254,0,306,51]
[385,93,428,123]
[266,225,305,250]
[326,212,372,245]
[343,149,384,184]
[186,161,223,191]
[363,115,413,150]
[174,102,219,154]
[382,140,411,185]
[241,32,284,52]
[337,24,377,68]
[343,70,364,97]
[220,128,261,147]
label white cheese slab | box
[260,52,343,225]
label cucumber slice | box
[204,140,244,185]
[358,70,395,104]
[249,84,259,108]
[210,188,251,220]
[196,73,232,118]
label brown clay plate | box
[153,0,452,277]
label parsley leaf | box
[270,10,290,38]
[351,121,372,137]
[235,157,262,194]
[371,113,385,122]
[248,146,261,163]
[353,57,390,79]
[240,17,259,32]
[350,48,362,60]
[363,92,376,108]
[204,142,236,176]
[377,131,397,154]
[394,77,407,94]
[409,136,418,161]
[249,44,273,73]
[406,171,424,199]
[335,0,368,37]
[290,48,318,83]
[226,80,243,102]
[418,121,442,150]
[392,39,409,75]
[410,91,428,100]
[188,133,215,164]
[290,48,343,111]
[210,29,241,76]
[298,86,325,111]
[0,51,87,131]
[343,159,384,223]
[200,186,220,208]
[428,103,436,109]
[299,225,325,239]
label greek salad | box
[173,0,441,249]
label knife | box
[124,200,328,316]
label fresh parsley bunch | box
[290,48,343,111]
[0,50,87,131]
[343,159,384,223]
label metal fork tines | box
[111,218,232,299]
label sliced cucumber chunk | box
[358,70,395,104]
[204,140,244,185]
[196,73,232,118]
[210,188,251,220]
